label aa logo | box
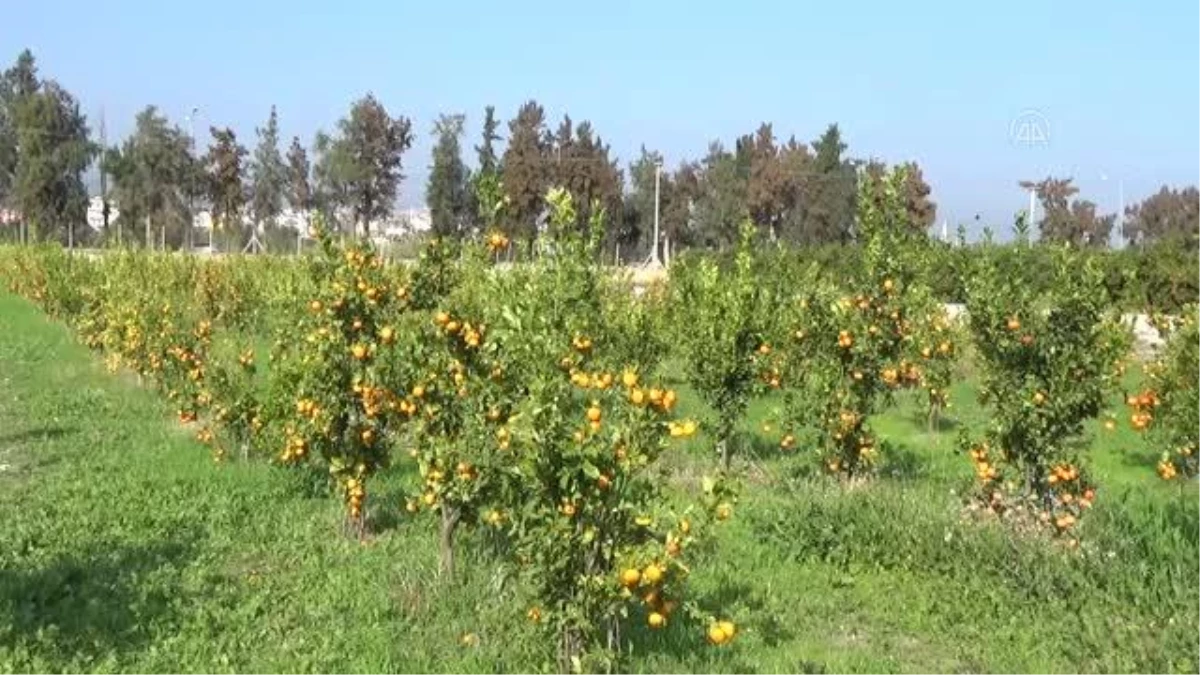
[1010,109,1050,148]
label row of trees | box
[1,48,1196,254]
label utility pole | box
[186,106,201,251]
[100,107,114,245]
[651,159,662,266]
[1101,172,1125,248]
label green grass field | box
[2,292,1197,673]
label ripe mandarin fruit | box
[620,568,641,588]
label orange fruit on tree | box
[642,563,664,585]
[620,568,641,588]
[647,612,667,629]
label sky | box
[5,0,1198,235]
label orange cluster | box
[435,310,484,349]
[346,477,365,519]
[279,428,308,463]
[1047,463,1094,530]
[1157,458,1179,480]
[969,444,999,483]
[1127,389,1159,431]
[619,560,679,630]
[707,620,738,646]
[486,230,510,253]
[667,419,698,438]
[572,334,594,353]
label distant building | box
[86,196,118,230]
[396,207,432,236]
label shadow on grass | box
[907,411,961,434]
[0,533,199,665]
[1117,446,1160,471]
[622,580,786,673]
[0,425,78,446]
[878,441,930,481]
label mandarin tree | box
[959,245,1128,536]
[481,188,722,671]
[1136,304,1199,480]
[773,165,944,477]
[669,220,769,470]
[265,218,421,534]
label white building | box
[396,207,432,235]
[85,196,119,231]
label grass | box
[1,292,1197,673]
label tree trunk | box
[558,625,584,674]
[439,505,461,577]
[718,437,731,471]
[928,403,940,434]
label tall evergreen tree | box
[744,122,791,240]
[776,136,813,244]
[801,123,857,244]
[1123,185,1200,247]
[475,105,502,175]
[285,135,311,219]
[500,100,550,241]
[11,79,96,244]
[312,129,351,230]
[248,105,286,228]
[313,94,413,235]
[861,159,936,233]
[692,142,748,249]
[0,49,41,213]
[103,106,196,248]
[426,113,470,238]
[627,146,663,254]
[204,126,248,240]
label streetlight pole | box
[185,106,201,251]
[1101,172,1124,247]
[651,159,662,266]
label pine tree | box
[334,94,413,235]
[500,100,550,242]
[103,107,196,248]
[692,142,748,249]
[475,105,501,175]
[801,124,857,244]
[11,80,96,244]
[426,113,469,238]
[285,135,311,219]
[0,49,41,215]
[205,126,248,245]
[248,105,286,228]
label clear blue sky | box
[5,0,1198,232]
